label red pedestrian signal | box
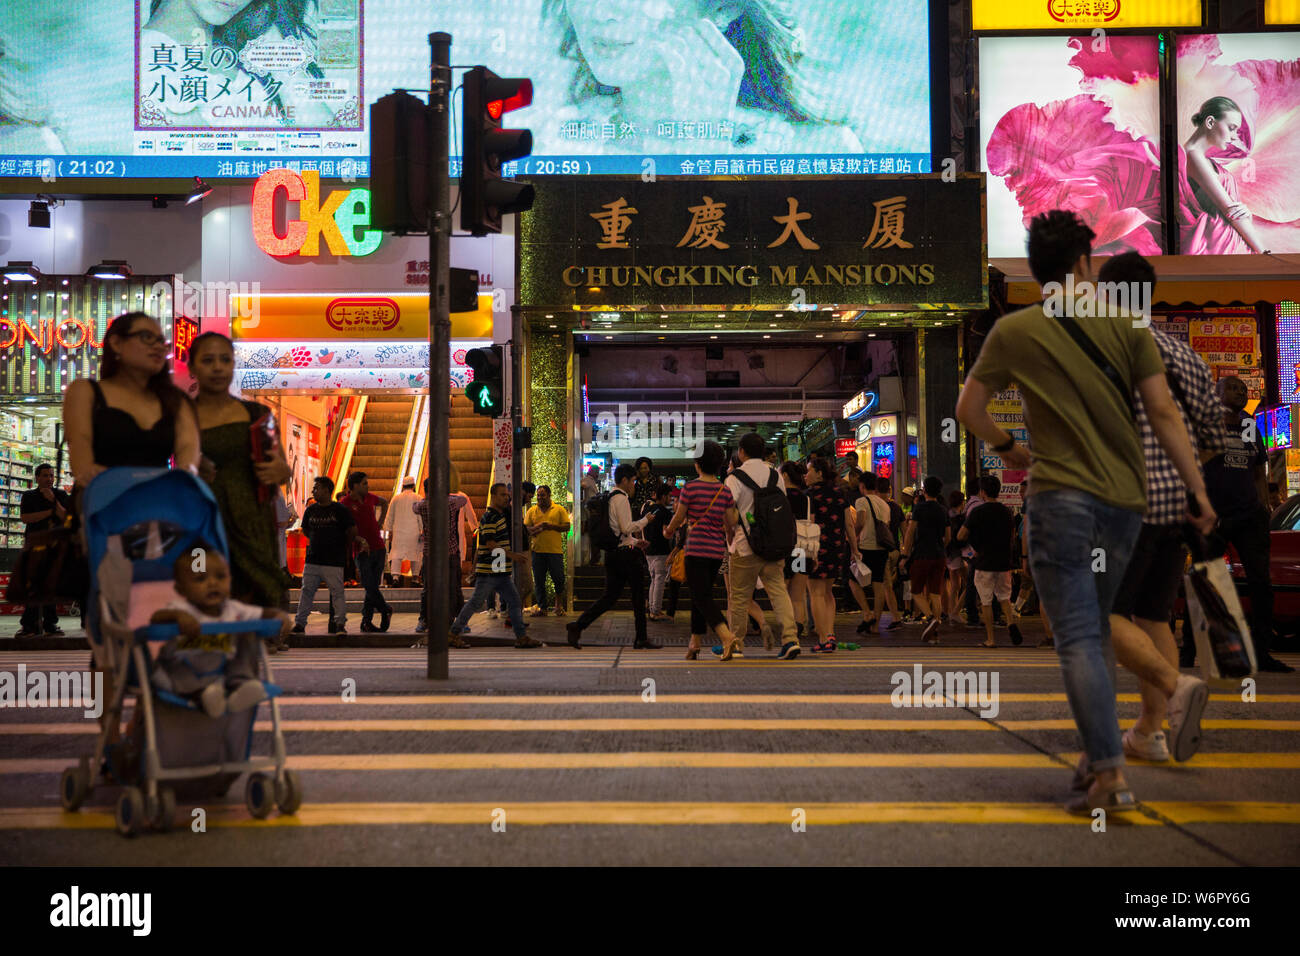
[462,66,534,237]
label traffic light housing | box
[369,91,429,235]
[464,345,504,417]
[461,66,535,236]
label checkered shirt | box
[1136,329,1227,526]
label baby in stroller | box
[150,545,290,718]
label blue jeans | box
[452,574,526,638]
[531,552,566,608]
[357,548,392,624]
[1026,489,1142,773]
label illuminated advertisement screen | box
[0,0,931,180]
[1278,301,1300,404]
[1174,34,1300,255]
[980,35,1162,258]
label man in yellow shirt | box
[525,484,571,615]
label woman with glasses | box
[63,310,200,752]
[64,311,199,483]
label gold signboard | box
[972,0,1202,30]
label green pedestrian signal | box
[464,346,504,417]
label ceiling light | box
[815,333,823,338]
[545,314,554,319]
[185,176,212,205]
[868,333,876,337]
[3,261,40,282]
[660,314,668,319]
[86,259,133,280]
[710,335,718,339]
[763,334,770,339]
[717,313,725,318]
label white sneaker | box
[226,681,268,713]
[199,682,226,719]
[1167,674,1209,762]
[1122,726,1170,762]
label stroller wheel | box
[148,787,177,832]
[245,773,275,819]
[275,770,303,815]
[60,765,90,811]
[115,787,145,837]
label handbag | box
[795,495,820,563]
[671,483,726,582]
[6,515,88,605]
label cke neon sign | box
[251,169,381,258]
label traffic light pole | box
[510,305,523,576]
[425,31,452,680]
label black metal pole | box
[426,31,452,680]
[510,305,523,579]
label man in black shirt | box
[903,476,950,644]
[959,474,1023,647]
[15,464,73,638]
[292,476,356,635]
[1202,376,1291,671]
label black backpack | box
[589,489,625,552]
[734,468,797,562]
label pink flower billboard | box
[1176,34,1300,254]
[980,35,1162,259]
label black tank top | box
[90,380,175,468]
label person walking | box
[14,464,73,637]
[413,478,470,641]
[851,473,902,635]
[805,455,853,652]
[726,433,800,660]
[1098,252,1232,760]
[384,476,423,586]
[945,489,967,623]
[526,484,571,616]
[630,457,657,517]
[1203,374,1293,671]
[189,331,293,650]
[780,460,811,642]
[956,209,1216,814]
[566,463,661,650]
[663,440,740,660]
[63,310,200,747]
[958,475,1024,648]
[291,476,355,636]
[643,483,675,621]
[342,471,393,633]
[450,483,541,648]
[515,482,537,614]
[902,476,951,644]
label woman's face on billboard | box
[1206,109,1246,153]
[567,0,700,86]
[187,0,256,27]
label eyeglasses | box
[123,330,170,348]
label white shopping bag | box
[1185,553,1256,684]
[851,559,872,587]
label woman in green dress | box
[189,333,292,630]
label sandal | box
[685,638,701,661]
[1065,782,1137,815]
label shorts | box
[974,570,1013,605]
[908,558,946,595]
[859,549,887,583]
[1111,523,1186,621]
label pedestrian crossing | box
[1,647,1298,863]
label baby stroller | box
[59,468,301,836]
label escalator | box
[348,397,415,495]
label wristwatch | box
[992,436,1016,453]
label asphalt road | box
[2,612,1298,866]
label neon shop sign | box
[0,317,104,352]
[251,169,381,258]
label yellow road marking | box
[265,693,1300,706]
[3,800,1299,829]
[5,751,1299,775]
[6,718,1299,734]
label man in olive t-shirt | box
[955,210,1216,815]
